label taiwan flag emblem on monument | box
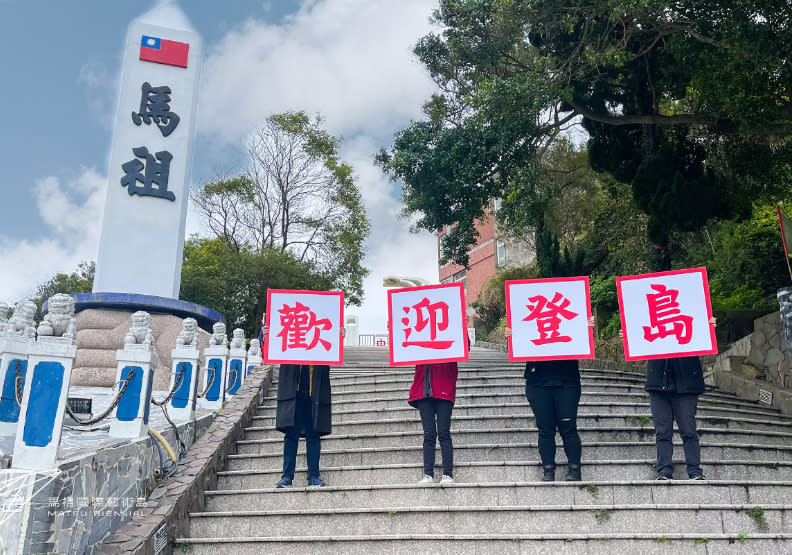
[139,35,189,68]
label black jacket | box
[645,357,705,395]
[524,359,581,388]
[275,364,332,436]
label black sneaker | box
[689,474,706,481]
[275,477,293,488]
[655,474,672,481]
[565,464,582,482]
[541,465,556,482]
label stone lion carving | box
[37,293,76,339]
[247,338,261,358]
[208,322,228,347]
[230,328,246,349]
[124,311,154,346]
[176,317,199,348]
[6,300,37,339]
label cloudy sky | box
[0,0,441,334]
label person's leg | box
[435,399,454,478]
[302,397,322,482]
[280,404,302,484]
[555,387,582,480]
[417,399,438,477]
[649,392,674,478]
[527,386,557,478]
[671,394,702,478]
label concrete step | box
[187,503,792,538]
[226,441,792,470]
[174,534,792,555]
[304,385,752,406]
[249,409,792,434]
[239,426,792,452]
[257,395,781,418]
[203,480,792,512]
[216,459,792,489]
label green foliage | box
[193,111,369,306]
[32,261,95,317]
[472,266,537,336]
[589,277,617,312]
[380,0,792,273]
[746,507,769,531]
[179,237,334,338]
[601,312,622,339]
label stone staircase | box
[175,348,792,553]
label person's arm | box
[340,327,346,337]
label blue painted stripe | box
[228,359,242,395]
[117,366,142,421]
[22,361,64,447]
[171,362,192,409]
[0,359,27,423]
[205,359,223,402]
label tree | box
[32,261,95,316]
[378,0,792,270]
[179,237,334,337]
[193,111,370,304]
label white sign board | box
[388,283,468,366]
[506,277,594,361]
[264,290,344,365]
[617,267,717,361]
[93,18,202,298]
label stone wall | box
[100,366,272,554]
[708,311,792,415]
[475,341,647,374]
[1,414,212,555]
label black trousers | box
[526,385,582,467]
[416,398,454,477]
[649,392,702,477]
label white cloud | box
[199,0,437,141]
[0,169,105,304]
[196,0,442,334]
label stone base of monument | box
[70,309,212,390]
[0,337,30,437]
[227,349,246,396]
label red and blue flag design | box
[139,35,189,68]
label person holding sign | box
[504,315,595,482]
[616,268,719,480]
[620,317,716,481]
[262,322,345,488]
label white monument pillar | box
[226,328,246,396]
[0,301,36,436]
[93,6,203,298]
[199,323,228,411]
[110,312,158,438]
[12,295,78,470]
[168,318,200,421]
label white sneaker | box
[440,475,454,484]
[418,475,434,484]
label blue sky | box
[0,0,440,333]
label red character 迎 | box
[401,297,454,349]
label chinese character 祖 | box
[277,301,333,351]
[131,82,180,137]
[523,292,578,345]
[642,283,694,344]
[120,146,175,201]
[401,297,454,349]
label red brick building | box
[438,206,507,328]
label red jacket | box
[408,362,459,406]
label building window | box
[493,198,502,212]
[496,239,506,267]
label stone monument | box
[200,323,228,411]
[226,328,247,396]
[168,317,201,421]
[0,300,36,436]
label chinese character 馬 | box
[131,82,180,137]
